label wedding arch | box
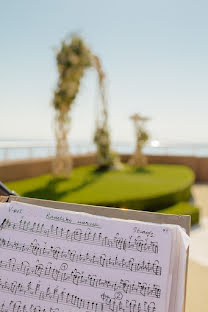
[52,35,117,176]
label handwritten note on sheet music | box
[0,201,173,312]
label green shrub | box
[158,202,200,226]
[93,184,192,212]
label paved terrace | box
[186,184,208,312]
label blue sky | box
[0,0,208,144]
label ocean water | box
[0,139,208,161]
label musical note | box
[1,219,159,254]
[0,237,162,275]
[0,298,156,312]
[0,301,60,312]
[0,258,161,298]
[0,277,157,312]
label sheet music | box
[0,201,174,312]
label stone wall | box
[0,154,96,182]
[0,153,208,182]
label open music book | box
[0,196,190,312]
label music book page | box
[0,201,189,312]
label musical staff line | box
[0,279,157,312]
[0,301,60,312]
[0,258,161,298]
[1,219,158,254]
[0,237,162,276]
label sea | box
[0,138,208,162]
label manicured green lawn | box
[6,164,199,224]
[6,164,194,209]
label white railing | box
[1,142,208,162]
[0,143,96,162]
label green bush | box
[158,202,200,226]
[93,184,192,212]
